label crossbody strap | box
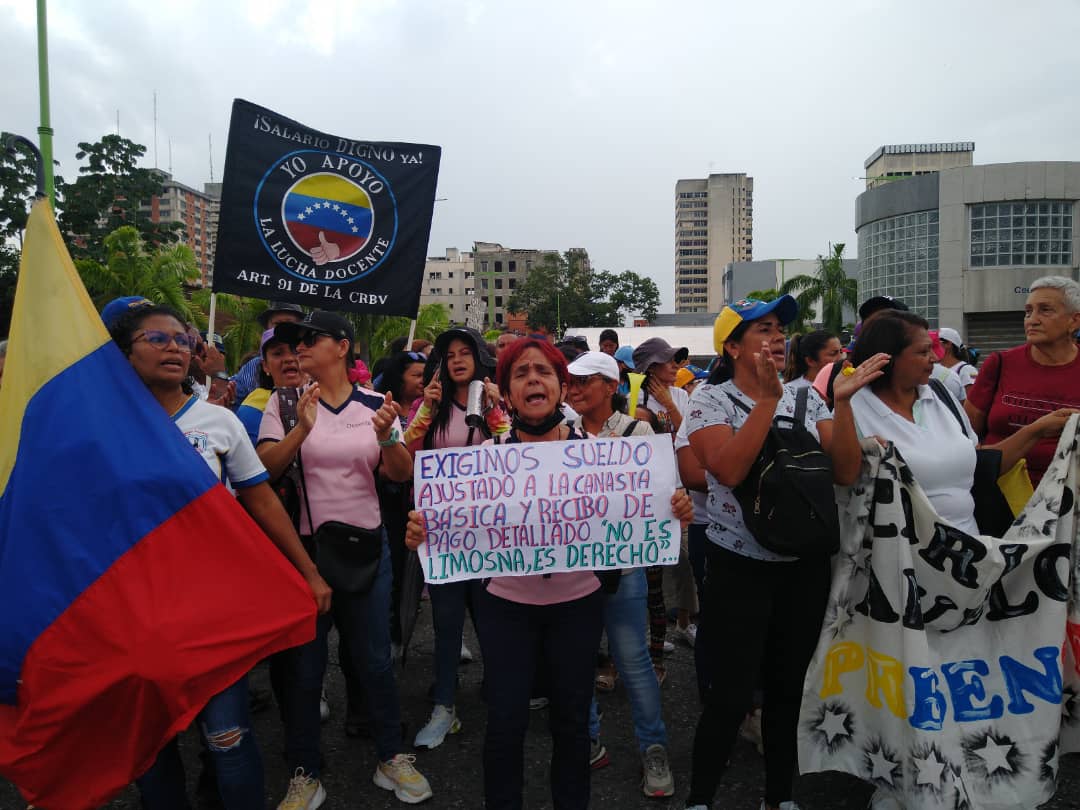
[927,378,969,438]
[793,385,809,425]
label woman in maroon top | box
[965,276,1080,484]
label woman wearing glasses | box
[403,327,509,750]
[565,351,680,798]
[107,302,330,810]
[257,311,433,809]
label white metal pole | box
[204,292,217,394]
[406,318,417,348]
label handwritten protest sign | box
[413,435,679,584]
[798,418,1080,810]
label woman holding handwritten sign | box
[407,338,692,810]
[684,297,886,810]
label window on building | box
[859,209,940,327]
[495,261,503,273]
[970,201,1073,267]
[495,278,503,289]
[508,278,516,289]
[481,278,489,290]
[481,261,489,272]
[508,260,516,272]
[495,296,503,307]
[526,260,533,271]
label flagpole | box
[406,318,417,348]
[205,292,217,392]
[36,0,55,209]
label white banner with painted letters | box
[799,418,1080,809]
[413,434,680,584]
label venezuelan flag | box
[0,202,316,808]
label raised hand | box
[483,376,501,408]
[311,231,341,266]
[297,383,320,434]
[647,377,674,409]
[373,391,399,442]
[832,353,891,403]
[423,376,442,411]
[754,340,784,401]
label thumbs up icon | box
[311,230,341,266]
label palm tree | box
[367,303,450,362]
[778,243,857,335]
[75,225,199,319]
[190,291,266,371]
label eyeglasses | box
[135,330,194,352]
[568,373,606,387]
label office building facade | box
[145,172,221,285]
[675,173,753,313]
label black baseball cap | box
[274,310,354,348]
[858,296,909,321]
[257,301,305,328]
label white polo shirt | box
[930,363,966,402]
[849,385,979,536]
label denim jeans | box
[588,569,666,752]
[428,578,482,707]
[137,676,263,810]
[479,587,604,810]
[272,534,402,772]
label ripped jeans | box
[136,675,263,810]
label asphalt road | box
[3,591,1078,810]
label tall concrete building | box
[674,173,753,313]
[145,172,221,285]
[856,143,1080,351]
[419,247,477,322]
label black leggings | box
[687,544,830,807]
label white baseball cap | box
[566,351,621,382]
[938,327,963,348]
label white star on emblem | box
[332,203,340,210]
[826,603,855,638]
[867,747,899,784]
[319,201,328,208]
[951,766,972,809]
[339,208,348,217]
[347,217,355,224]
[351,226,359,233]
[297,213,305,221]
[1044,745,1059,780]
[913,750,946,787]
[973,736,1014,774]
[305,206,313,214]
[817,708,849,743]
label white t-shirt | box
[685,380,833,561]
[259,386,396,532]
[173,396,268,490]
[674,416,708,525]
[849,385,979,536]
[951,361,978,389]
[787,376,813,391]
[931,363,966,402]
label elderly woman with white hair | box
[964,275,1080,485]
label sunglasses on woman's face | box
[295,330,331,347]
[135,330,195,352]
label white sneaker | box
[459,641,474,663]
[319,689,329,723]
[672,623,697,648]
[374,754,433,804]
[413,704,461,750]
[277,768,326,810]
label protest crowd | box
[5,272,1080,810]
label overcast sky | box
[3,0,1079,310]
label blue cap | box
[101,296,152,330]
[613,345,635,366]
[714,295,799,350]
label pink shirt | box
[482,429,601,606]
[258,387,387,532]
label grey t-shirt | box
[685,379,832,562]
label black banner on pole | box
[212,99,441,316]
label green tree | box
[507,251,661,333]
[59,134,181,262]
[75,225,200,319]
[0,243,18,336]
[367,302,451,362]
[0,137,63,249]
[779,243,857,335]
[190,292,267,371]
[746,288,778,301]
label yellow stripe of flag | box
[0,202,111,495]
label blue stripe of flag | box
[283,193,372,235]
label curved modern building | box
[855,145,1080,351]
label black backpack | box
[726,387,840,557]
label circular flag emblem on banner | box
[254,150,398,283]
[282,173,373,265]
